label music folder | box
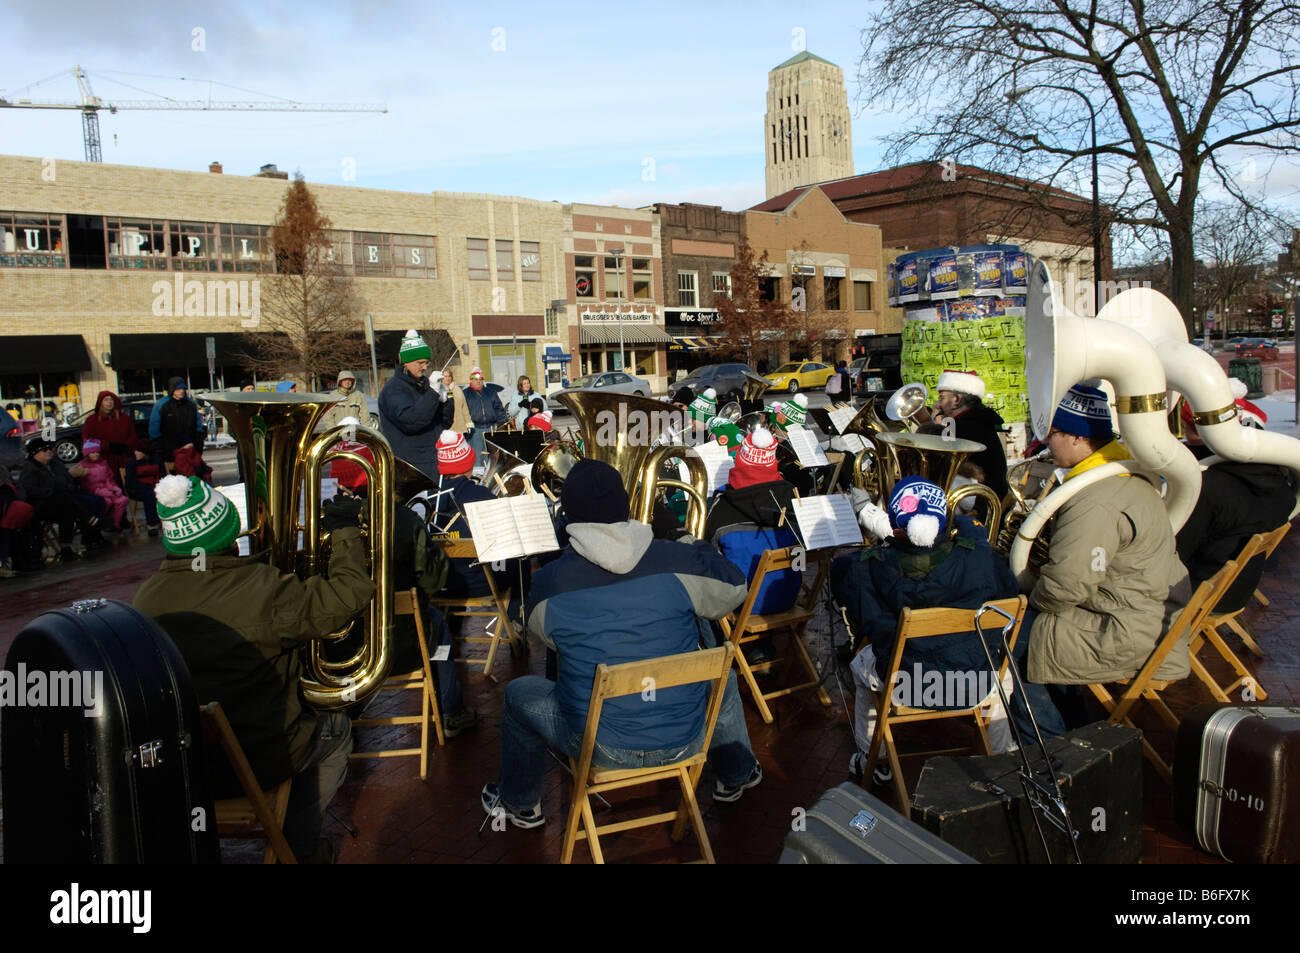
[460,494,560,563]
[791,494,864,550]
[784,425,830,467]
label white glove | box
[434,380,448,400]
[465,422,474,432]
[856,500,893,541]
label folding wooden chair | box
[429,536,523,682]
[200,701,296,864]
[561,643,735,865]
[1250,521,1291,610]
[718,546,831,724]
[350,587,445,779]
[1085,560,1236,784]
[118,467,142,533]
[862,596,1028,816]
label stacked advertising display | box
[888,244,1030,428]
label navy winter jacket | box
[379,371,453,478]
[433,474,500,597]
[703,478,801,615]
[526,522,747,750]
[462,385,506,431]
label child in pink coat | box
[79,438,129,531]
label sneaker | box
[480,783,545,829]
[714,762,763,803]
[442,708,478,739]
[848,752,893,786]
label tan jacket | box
[1027,471,1191,685]
[447,386,472,433]
[319,386,369,432]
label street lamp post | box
[1007,86,1102,316]
[609,246,625,372]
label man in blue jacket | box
[379,330,453,478]
[148,376,206,459]
[481,459,763,828]
[462,366,506,455]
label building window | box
[107,218,168,270]
[759,276,780,302]
[824,275,842,311]
[545,307,558,336]
[393,234,436,278]
[854,280,873,312]
[353,232,392,277]
[221,224,271,273]
[0,212,66,268]
[167,221,218,272]
[574,254,595,297]
[467,238,490,280]
[520,240,541,281]
[324,230,354,269]
[604,256,625,298]
[496,239,514,280]
[678,271,698,307]
[632,258,653,300]
[712,272,731,298]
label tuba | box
[871,430,1003,541]
[482,438,530,496]
[200,392,407,709]
[555,390,711,537]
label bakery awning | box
[0,335,92,374]
[579,325,673,345]
[108,332,264,369]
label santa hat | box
[688,388,718,422]
[728,428,779,489]
[1236,398,1268,429]
[81,438,102,455]
[398,329,431,364]
[777,393,808,427]
[155,474,241,556]
[526,411,553,432]
[1052,381,1113,442]
[437,430,475,476]
[935,369,986,400]
[888,477,948,547]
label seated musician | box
[1176,399,1294,616]
[328,424,477,738]
[133,475,372,863]
[931,370,1008,499]
[481,459,763,828]
[832,477,1020,780]
[1013,382,1191,739]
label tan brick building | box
[744,186,891,368]
[0,154,571,415]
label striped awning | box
[579,325,673,345]
[669,336,726,351]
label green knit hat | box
[155,475,241,556]
[398,329,432,364]
[777,393,808,427]
[688,388,718,422]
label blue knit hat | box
[1052,381,1113,441]
[888,477,948,547]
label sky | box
[0,1,899,211]
[0,0,1295,238]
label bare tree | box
[240,174,369,389]
[1196,201,1277,343]
[858,1,1300,331]
[715,238,796,366]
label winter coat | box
[82,390,136,473]
[949,402,1009,498]
[507,390,546,429]
[149,380,205,458]
[132,526,375,794]
[463,384,506,431]
[526,522,747,750]
[832,515,1019,695]
[125,452,164,499]
[703,478,801,615]
[379,370,453,478]
[433,474,502,597]
[171,445,212,483]
[1027,466,1191,685]
[446,386,472,432]
[18,457,78,503]
[1175,462,1295,614]
[78,457,124,498]
[318,385,369,433]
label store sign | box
[575,275,593,297]
[823,266,846,278]
[792,265,816,276]
[667,309,719,326]
[580,309,654,325]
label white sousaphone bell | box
[1011,260,1300,585]
[885,381,930,426]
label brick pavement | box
[1,524,1298,864]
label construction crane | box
[0,66,387,161]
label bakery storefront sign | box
[580,309,655,325]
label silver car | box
[558,371,652,398]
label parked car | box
[1228,337,1279,359]
[765,361,835,393]
[674,363,755,405]
[24,400,155,464]
[557,371,652,398]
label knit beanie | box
[710,421,744,456]
[688,388,718,422]
[526,411,553,432]
[155,474,241,556]
[1052,381,1113,441]
[561,459,630,524]
[671,386,695,407]
[778,392,808,427]
[936,369,986,400]
[888,477,948,548]
[82,438,102,455]
[468,366,486,384]
[729,427,780,489]
[437,430,475,476]
[330,430,375,491]
[399,329,432,364]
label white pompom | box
[857,501,893,540]
[1228,378,1247,399]
[792,393,808,407]
[750,427,775,448]
[156,474,193,509]
[702,388,717,399]
[405,329,419,339]
[339,416,360,427]
[439,430,461,446]
[906,514,941,548]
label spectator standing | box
[82,390,136,477]
[441,368,473,433]
[319,370,368,432]
[462,367,506,455]
[149,377,206,462]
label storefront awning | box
[109,332,262,369]
[0,335,92,374]
[579,325,673,345]
[669,336,725,351]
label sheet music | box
[827,406,858,435]
[692,441,735,495]
[460,495,559,563]
[219,483,252,556]
[508,494,560,556]
[791,494,864,549]
[785,425,830,467]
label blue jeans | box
[285,710,353,860]
[496,670,758,812]
[1008,608,1068,741]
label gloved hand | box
[856,500,893,541]
[434,379,448,400]
[321,497,364,532]
[465,422,475,432]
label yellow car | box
[765,361,835,393]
